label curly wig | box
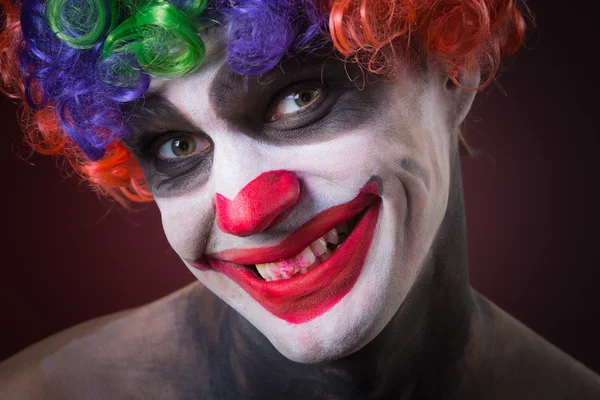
[0,0,527,203]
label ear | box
[443,69,481,130]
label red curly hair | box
[0,0,526,204]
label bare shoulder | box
[0,282,214,400]
[463,294,600,400]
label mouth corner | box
[362,176,383,196]
[187,255,211,271]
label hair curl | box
[0,0,527,204]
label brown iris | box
[171,137,196,157]
[157,134,211,159]
[293,89,319,108]
[269,87,323,121]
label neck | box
[202,151,476,399]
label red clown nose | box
[215,170,300,237]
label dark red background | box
[1,0,599,372]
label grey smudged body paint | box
[1,152,598,399]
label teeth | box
[325,229,339,245]
[295,246,316,268]
[277,259,298,279]
[255,262,282,281]
[299,261,318,275]
[255,263,270,281]
[265,263,281,280]
[254,226,347,281]
[310,237,328,257]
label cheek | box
[155,190,215,259]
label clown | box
[0,0,599,398]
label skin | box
[1,33,600,399]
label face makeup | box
[128,48,454,362]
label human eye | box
[267,85,326,122]
[156,133,211,160]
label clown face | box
[125,33,474,362]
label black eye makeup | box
[208,57,369,140]
[125,129,214,196]
[263,82,335,131]
[121,99,215,196]
[258,73,383,144]
[268,86,325,122]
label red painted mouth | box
[189,180,381,324]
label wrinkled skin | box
[1,35,599,399]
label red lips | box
[189,180,381,324]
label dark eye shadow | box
[260,84,388,145]
[122,96,214,197]
[151,150,213,197]
[208,56,364,132]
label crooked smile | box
[189,180,382,324]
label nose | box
[215,170,300,237]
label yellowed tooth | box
[303,259,320,274]
[266,263,282,280]
[310,237,328,257]
[255,263,270,281]
[295,246,316,268]
[325,229,339,245]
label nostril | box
[215,170,300,237]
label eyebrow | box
[125,94,185,131]
[130,94,177,117]
[143,93,182,115]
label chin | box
[265,283,399,364]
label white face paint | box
[128,45,468,363]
